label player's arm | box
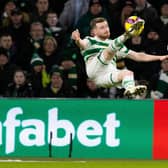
[71,29,88,50]
[127,50,168,62]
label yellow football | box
[124,16,145,36]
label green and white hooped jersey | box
[81,36,111,61]
[81,36,129,66]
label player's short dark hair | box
[90,17,107,29]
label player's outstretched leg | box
[108,18,144,54]
[120,70,147,99]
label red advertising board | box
[153,100,168,159]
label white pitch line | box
[0,159,87,163]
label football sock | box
[116,45,129,59]
[122,75,135,90]
[109,34,129,52]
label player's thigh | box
[86,56,108,78]
[94,69,121,88]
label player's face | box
[94,21,110,39]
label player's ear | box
[90,27,96,36]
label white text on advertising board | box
[0,107,120,154]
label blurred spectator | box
[83,78,109,98]
[31,0,50,24]
[0,33,13,50]
[44,11,65,49]
[59,47,87,97]
[0,0,7,13]
[105,0,123,38]
[108,0,136,39]
[4,69,34,97]
[143,29,164,55]
[133,0,159,34]
[40,65,77,97]
[40,36,62,73]
[126,35,143,51]
[0,47,18,96]
[29,53,49,97]
[2,7,30,27]
[125,35,144,80]
[17,21,44,71]
[154,2,168,43]
[49,0,68,16]
[0,0,17,26]
[120,0,135,31]
[140,29,164,80]
[0,33,17,63]
[76,0,111,38]
[59,0,89,33]
[14,0,35,13]
[2,8,30,58]
[29,22,44,42]
[61,55,79,92]
[150,59,168,99]
[147,0,168,12]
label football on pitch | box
[124,16,145,36]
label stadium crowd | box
[0,0,168,99]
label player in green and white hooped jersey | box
[71,17,168,98]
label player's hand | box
[160,55,168,61]
[71,29,80,41]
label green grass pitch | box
[1,159,168,168]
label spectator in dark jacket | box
[0,47,18,96]
[40,64,77,97]
[0,0,17,26]
[4,69,34,97]
[44,11,65,49]
[2,7,30,57]
[29,53,46,97]
[154,2,168,43]
[76,0,111,38]
[17,21,44,71]
[40,36,62,73]
[133,0,159,34]
[30,0,50,24]
[83,78,109,98]
[0,32,17,63]
[150,59,168,99]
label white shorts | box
[86,53,122,88]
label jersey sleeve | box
[83,36,92,48]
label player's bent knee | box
[123,69,133,76]
[119,70,134,79]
